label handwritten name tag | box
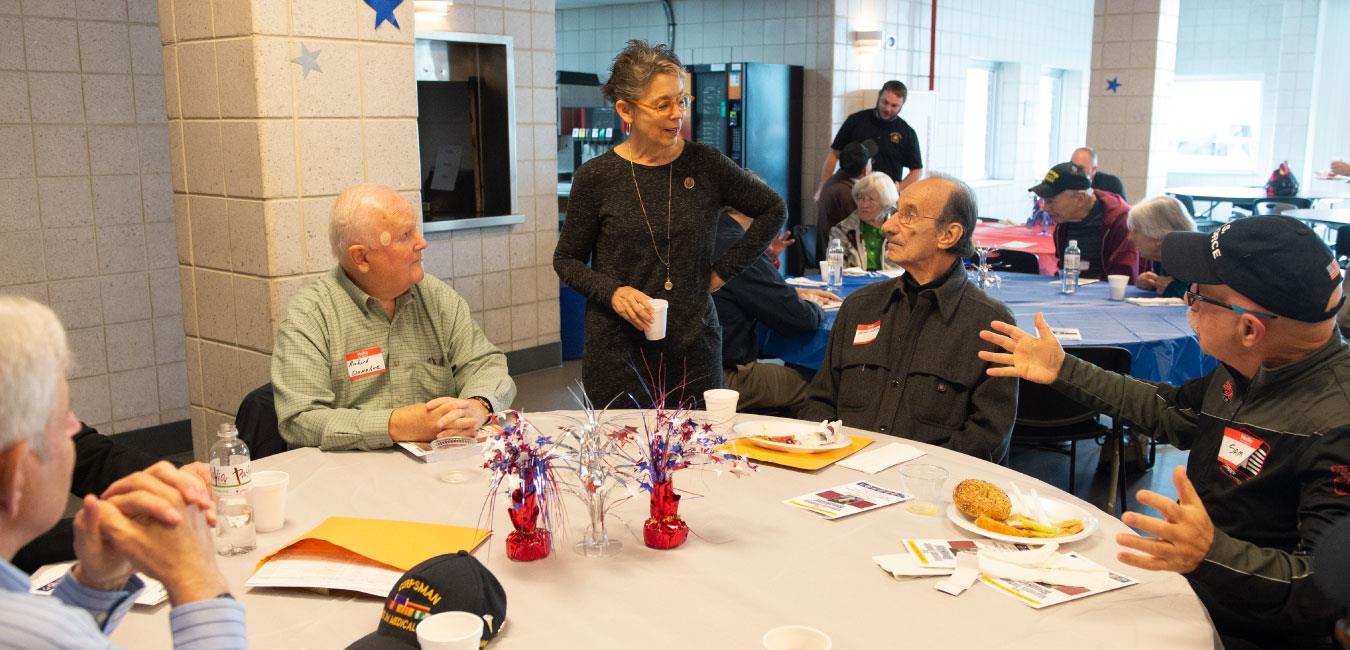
[853,320,881,346]
[346,347,387,380]
[1217,427,1261,471]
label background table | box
[1284,208,1350,227]
[110,412,1217,649]
[971,223,1057,275]
[761,272,1217,385]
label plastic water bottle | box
[1061,239,1081,295]
[210,423,256,556]
[826,237,845,289]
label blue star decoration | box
[1106,77,1121,93]
[291,44,322,79]
[364,0,403,30]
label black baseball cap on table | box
[1161,215,1344,323]
[346,551,507,649]
[839,140,878,177]
[1028,162,1092,198]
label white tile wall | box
[0,0,181,435]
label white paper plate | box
[946,495,1098,545]
[732,420,851,454]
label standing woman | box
[554,40,785,408]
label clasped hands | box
[978,312,1215,574]
[72,461,229,605]
[391,396,491,443]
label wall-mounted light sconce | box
[414,0,452,16]
[852,30,883,49]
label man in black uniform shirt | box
[1071,146,1127,200]
[814,80,923,201]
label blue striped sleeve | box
[169,597,248,649]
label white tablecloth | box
[110,411,1218,649]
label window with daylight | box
[962,63,1000,180]
[1034,71,1064,175]
[1167,78,1263,172]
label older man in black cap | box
[1030,162,1140,280]
[979,216,1350,650]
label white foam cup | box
[762,625,832,650]
[416,611,483,650]
[703,388,739,426]
[249,470,289,533]
[1108,274,1129,300]
[645,298,669,341]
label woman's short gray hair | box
[602,40,684,103]
[1127,195,1196,241]
[0,296,69,455]
[851,171,899,208]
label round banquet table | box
[760,272,1217,385]
[971,222,1058,275]
[109,411,1219,649]
[1283,208,1350,227]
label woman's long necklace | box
[629,159,674,292]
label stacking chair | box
[1253,197,1311,216]
[1337,226,1350,268]
[787,224,818,276]
[235,383,288,460]
[1010,346,1136,514]
[983,249,1039,274]
[1176,194,1222,233]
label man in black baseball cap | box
[978,215,1350,649]
[816,140,878,260]
[1029,162,1140,280]
[347,551,507,649]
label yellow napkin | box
[255,516,492,573]
[721,434,874,471]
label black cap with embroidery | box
[838,140,878,177]
[346,551,507,649]
[1161,215,1344,323]
[1028,162,1092,198]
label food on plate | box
[975,514,1085,539]
[952,479,1012,521]
[756,422,840,447]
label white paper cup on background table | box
[1108,274,1129,300]
[645,298,669,341]
[703,388,739,427]
[250,470,289,533]
[416,611,483,650]
[762,625,832,650]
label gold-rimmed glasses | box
[629,94,694,116]
[891,204,936,226]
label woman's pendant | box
[664,277,673,291]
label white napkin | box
[842,266,868,276]
[837,443,925,474]
[998,240,1033,249]
[877,268,904,278]
[935,552,980,596]
[976,543,1112,589]
[1047,278,1100,286]
[787,277,828,287]
[872,553,954,577]
[1126,296,1186,306]
[1048,327,1082,341]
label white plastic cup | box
[1108,274,1129,301]
[817,260,831,282]
[645,298,669,341]
[762,625,832,650]
[900,463,948,516]
[249,470,289,533]
[416,611,483,650]
[703,388,739,426]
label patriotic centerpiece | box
[483,411,561,561]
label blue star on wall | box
[1106,77,1121,93]
[364,0,403,30]
[291,44,322,79]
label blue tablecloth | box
[758,272,1218,385]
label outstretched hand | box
[1116,466,1215,574]
[977,312,1066,385]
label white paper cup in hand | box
[416,611,483,650]
[703,388,739,426]
[645,298,669,341]
[762,625,832,650]
[1108,274,1129,301]
[249,470,289,533]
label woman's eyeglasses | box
[1183,287,1278,319]
[630,94,694,116]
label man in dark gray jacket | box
[798,174,1017,463]
[980,216,1350,649]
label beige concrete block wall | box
[0,0,185,435]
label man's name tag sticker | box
[1217,427,1262,471]
[346,347,387,380]
[853,320,881,346]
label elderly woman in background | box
[828,171,902,272]
[1126,195,1196,298]
[554,40,785,408]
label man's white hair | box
[329,184,407,261]
[0,296,69,455]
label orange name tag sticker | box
[1217,427,1261,471]
[345,347,387,380]
[853,320,881,346]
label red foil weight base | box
[643,480,689,549]
[506,487,550,561]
